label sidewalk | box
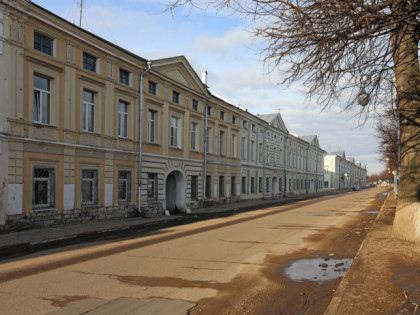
[0,196,302,251]
[325,191,420,314]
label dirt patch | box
[42,296,92,308]
[189,192,386,314]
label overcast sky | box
[32,0,385,175]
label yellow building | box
[0,0,328,228]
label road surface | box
[0,188,385,314]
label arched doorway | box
[165,170,186,213]
[272,176,279,198]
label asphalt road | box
[0,189,381,314]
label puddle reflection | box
[284,258,353,282]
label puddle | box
[363,210,379,214]
[284,258,353,282]
[378,192,389,200]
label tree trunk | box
[391,21,420,242]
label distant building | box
[324,152,367,190]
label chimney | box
[202,71,208,86]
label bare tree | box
[166,0,420,242]
[375,107,398,173]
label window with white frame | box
[259,143,263,163]
[118,170,131,203]
[232,116,237,125]
[119,68,130,85]
[241,137,246,159]
[191,122,198,150]
[192,99,199,111]
[83,52,97,72]
[220,111,225,120]
[148,81,157,95]
[118,101,128,138]
[172,91,180,104]
[33,167,55,210]
[81,169,98,206]
[251,141,255,161]
[148,110,156,143]
[231,134,237,157]
[34,32,54,56]
[147,173,158,200]
[82,90,95,132]
[33,75,51,124]
[206,105,212,116]
[219,131,225,155]
[205,127,212,153]
[170,117,179,147]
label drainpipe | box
[283,134,288,197]
[262,128,266,197]
[137,60,152,215]
[203,104,208,199]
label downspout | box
[283,134,288,197]
[203,104,208,199]
[137,60,152,215]
[262,127,266,197]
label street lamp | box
[357,89,370,107]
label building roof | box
[257,113,289,133]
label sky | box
[32,0,385,175]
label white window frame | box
[118,170,131,204]
[148,110,156,143]
[118,101,128,138]
[33,75,51,125]
[170,117,179,147]
[231,134,237,158]
[33,167,55,210]
[191,122,198,151]
[83,90,95,132]
[81,169,98,206]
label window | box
[259,177,262,193]
[266,177,270,193]
[118,171,131,203]
[205,127,212,153]
[231,135,237,158]
[219,131,225,155]
[241,176,247,194]
[83,52,97,72]
[120,68,130,85]
[118,101,128,138]
[241,137,246,159]
[33,75,51,124]
[191,123,198,150]
[148,110,156,143]
[147,173,158,200]
[252,124,256,133]
[232,116,237,124]
[259,143,263,163]
[206,106,212,116]
[242,120,248,129]
[205,176,211,198]
[219,176,225,197]
[274,148,277,165]
[231,176,236,196]
[170,117,179,147]
[251,141,255,161]
[172,91,180,104]
[81,169,98,206]
[251,177,255,193]
[220,111,225,120]
[34,32,53,56]
[192,99,199,111]
[149,81,157,95]
[82,90,95,132]
[191,176,198,200]
[33,167,55,209]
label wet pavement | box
[284,258,353,282]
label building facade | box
[323,152,367,190]
[0,0,336,228]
